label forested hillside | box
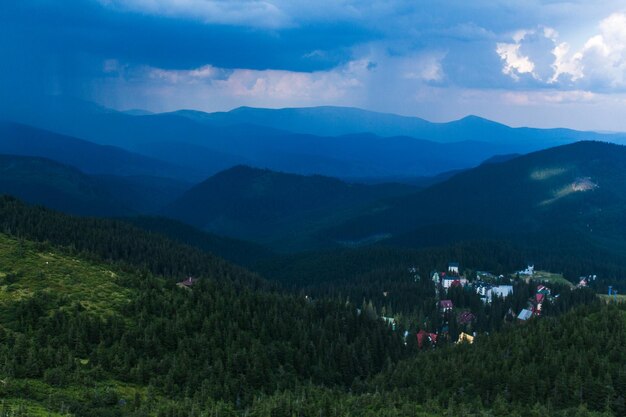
[125,216,275,266]
[166,165,416,249]
[0,198,622,416]
[0,201,407,415]
[321,142,626,284]
[330,141,626,241]
[0,155,189,216]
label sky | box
[2,0,626,131]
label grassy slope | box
[519,270,574,287]
[0,234,132,316]
[599,294,626,303]
[0,233,140,414]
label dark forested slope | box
[166,165,417,249]
[329,141,626,252]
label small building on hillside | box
[451,279,463,288]
[439,300,454,312]
[448,262,460,275]
[456,332,475,344]
[417,329,438,348]
[535,293,545,304]
[474,282,492,303]
[577,274,597,288]
[492,285,514,298]
[537,285,549,294]
[177,277,198,289]
[382,316,397,330]
[443,277,468,289]
[517,309,533,321]
[533,293,546,316]
[458,311,475,325]
[519,264,535,276]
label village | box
[174,261,601,351]
[388,261,598,349]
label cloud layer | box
[3,0,626,130]
[496,13,626,91]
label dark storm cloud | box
[2,0,626,130]
[1,0,374,72]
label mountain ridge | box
[0,121,190,179]
[0,153,190,216]
[164,165,419,250]
[174,104,626,145]
[7,95,626,182]
[326,140,626,248]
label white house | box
[442,278,456,289]
[492,285,514,298]
[519,264,535,276]
[474,283,512,303]
[442,277,468,289]
[448,262,460,274]
[382,316,397,330]
[518,309,533,321]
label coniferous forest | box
[0,196,623,416]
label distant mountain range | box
[1,99,513,180]
[5,95,626,182]
[176,105,626,146]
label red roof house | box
[417,330,438,348]
[417,330,428,348]
[439,300,454,311]
[458,311,475,325]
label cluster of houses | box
[430,262,515,304]
[403,261,571,347]
[516,284,552,321]
[178,258,574,354]
[433,262,561,323]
